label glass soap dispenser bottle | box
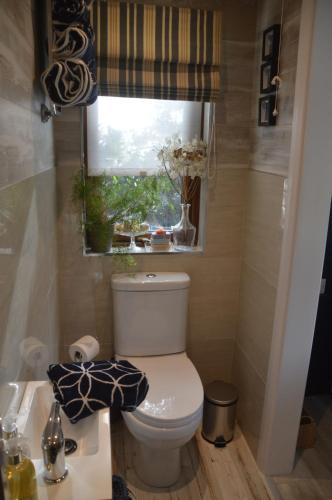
[3,436,38,500]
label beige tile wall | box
[232,0,302,457]
[0,0,302,459]
[251,0,301,176]
[0,0,304,462]
[0,1,59,387]
[54,0,257,385]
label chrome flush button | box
[146,273,157,278]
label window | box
[85,96,208,249]
[87,97,203,177]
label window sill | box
[83,245,203,257]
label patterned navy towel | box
[53,26,91,60]
[47,360,149,424]
[52,0,88,25]
[41,58,97,107]
[112,475,132,500]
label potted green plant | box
[72,172,161,253]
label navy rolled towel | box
[53,26,91,60]
[41,58,96,107]
[52,0,88,25]
[47,360,149,424]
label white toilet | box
[111,272,203,488]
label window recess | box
[80,1,221,255]
[84,96,209,252]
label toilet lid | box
[117,353,203,428]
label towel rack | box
[40,0,60,123]
[40,0,97,122]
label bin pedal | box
[214,435,227,448]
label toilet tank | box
[111,272,190,356]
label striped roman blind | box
[90,1,222,101]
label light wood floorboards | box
[111,419,272,499]
[273,395,332,499]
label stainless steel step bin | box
[202,381,238,447]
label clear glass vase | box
[172,204,196,251]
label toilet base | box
[135,443,181,488]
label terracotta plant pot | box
[86,222,114,253]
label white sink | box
[17,381,112,500]
[0,382,26,418]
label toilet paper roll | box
[69,335,100,362]
[19,337,49,368]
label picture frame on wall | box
[258,95,276,126]
[262,24,280,61]
[260,61,277,94]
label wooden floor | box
[111,419,272,500]
[273,395,332,499]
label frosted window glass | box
[87,96,202,176]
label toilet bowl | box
[111,272,203,487]
[117,353,203,487]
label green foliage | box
[145,174,181,227]
[111,247,137,273]
[72,172,163,229]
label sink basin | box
[17,381,112,500]
[0,382,26,418]
[19,383,99,458]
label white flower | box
[157,135,208,180]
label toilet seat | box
[116,352,204,429]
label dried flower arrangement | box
[158,135,208,203]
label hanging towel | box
[52,0,88,25]
[53,26,91,60]
[53,15,95,42]
[41,58,97,107]
[47,360,149,424]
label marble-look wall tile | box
[1,1,34,50]
[231,0,302,460]
[0,1,59,394]
[56,162,246,383]
[250,0,301,177]
[205,205,244,258]
[250,125,292,175]
[189,338,235,386]
[0,170,59,383]
[282,13,301,47]
[280,38,300,75]
[54,110,81,165]
[216,91,253,127]
[275,68,297,127]
[54,0,257,385]
[0,6,35,110]
[237,263,276,381]
[216,124,251,167]
[283,0,302,22]
[255,0,281,27]
[232,343,266,457]
[0,98,54,189]
[208,169,248,208]
[0,1,54,190]
[221,41,256,94]
[243,170,285,288]
[54,0,256,418]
